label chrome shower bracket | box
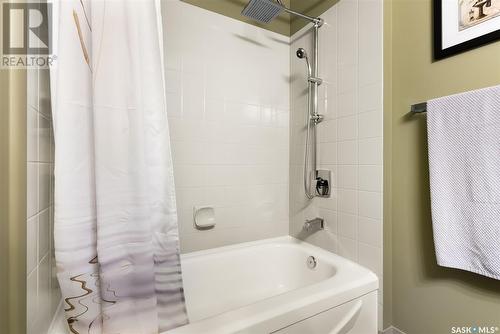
[311,114,324,124]
[308,76,323,85]
[314,18,324,28]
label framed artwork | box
[434,0,500,59]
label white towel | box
[427,85,500,280]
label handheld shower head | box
[296,48,307,59]
[296,48,312,77]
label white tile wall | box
[289,0,383,329]
[27,66,61,334]
[162,0,290,253]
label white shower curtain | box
[50,1,188,333]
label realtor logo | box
[2,2,54,67]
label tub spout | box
[303,217,324,232]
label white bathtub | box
[167,236,378,334]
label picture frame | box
[434,0,500,60]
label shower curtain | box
[50,1,188,333]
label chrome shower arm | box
[273,0,323,25]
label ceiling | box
[181,0,339,36]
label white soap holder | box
[193,206,216,229]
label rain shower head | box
[241,0,283,24]
[241,0,323,25]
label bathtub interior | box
[181,242,337,321]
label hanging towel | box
[427,85,500,280]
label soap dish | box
[193,206,216,229]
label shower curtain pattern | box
[50,1,188,333]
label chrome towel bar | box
[410,102,427,113]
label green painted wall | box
[0,68,27,334]
[383,0,393,329]
[0,53,10,334]
[1,9,27,333]
[386,0,500,333]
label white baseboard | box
[381,326,407,334]
[47,300,68,334]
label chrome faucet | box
[303,217,324,232]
